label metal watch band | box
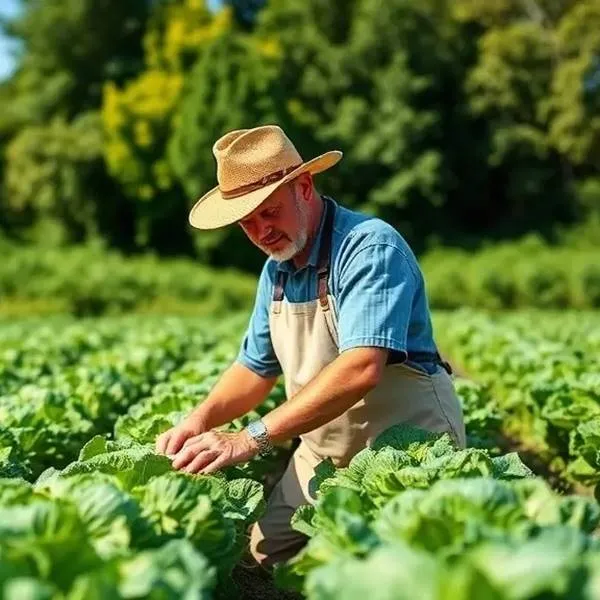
[245,419,273,456]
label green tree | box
[546,0,600,170]
[168,33,282,269]
[3,113,134,247]
[0,0,153,247]
[101,0,233,253]
[455,0,600,231]
[254,0,483,250]
[1,0,151,130]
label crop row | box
[0,314,287,480]
[0,314,499,484]
[434,309,600,493]
[274,424,600,599]
[1,439,264,599]
[0,314,292,597]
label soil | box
[497,434,571,491]
[231,564,304,600]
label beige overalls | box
[249,198,466,566]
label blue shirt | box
[236,197,440,378]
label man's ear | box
[295,172,314,201]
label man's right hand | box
[155,417,206,457]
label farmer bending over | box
[155,125,466,567]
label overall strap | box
[273,270,286,302]
[316,196,336,311]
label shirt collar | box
[276,196,334,274]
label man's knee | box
[249,521,273,568]
[248,518,308,568]
[248,479,309,569]
[248,449,315,568]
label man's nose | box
[256,221,272,241]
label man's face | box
[238,182,310,262]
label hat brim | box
[188,150,342,231]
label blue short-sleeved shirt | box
[236,197,440,378]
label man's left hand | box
[170,430,259,475]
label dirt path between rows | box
[232,564,304,600]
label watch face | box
[249,421,263,436]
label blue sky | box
[0,0,20,80]
[0,0,223,82]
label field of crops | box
[435,310,600,494]
[1,310,600,599]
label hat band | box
[220,163,303,199]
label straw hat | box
[188,125,343,230]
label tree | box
[3,113,135,247]
[168,33,282,269]
[101,0,233,253]
[455,0,600,231]
[0,0,153,246]
[546,0,600,171]
[1,0,151,130]
[254,0,483,250]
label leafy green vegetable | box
[371,423,444,452]
[305,542,441,600]
[464,527,599,599]
[60,443,172,490]
[0,500,102,591]
[118,539,216,599]
[280,423,597,596]
[3,312,600,599]
[37,474,148,559]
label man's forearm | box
[189,361,278,430]
[262,348,387,443]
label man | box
[155,125,466,567]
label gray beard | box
[269,202,310,262]
[269,231,308,262]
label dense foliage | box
[422,233,600,310]
[0,0,598,269]
[0,313,289,597]
[273,424,600,599]
[0,447,265,598]
[0,241,257,317]
[0,314,290,480]
[1,233,598,317]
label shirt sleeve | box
[335,237,417,359]
[236,262,282,378]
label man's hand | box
[155,362,276,457]
[155,417,206,457]
[170,430,259,475]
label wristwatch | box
[245,419,273,457]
